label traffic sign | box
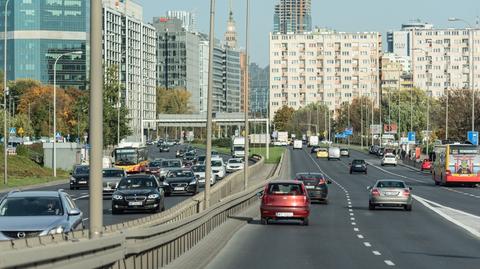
[408,132,416,144]
[18,127,24,136]
[370,124,382,135]
[9,127,16,135]
[56,132,62,138]
[468,131,479,145]
[344,127,353,136]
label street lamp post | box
[53,51,82,177]
[449,17,476,132]
[3,0,10,185]
[244,0,250,190]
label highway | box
[206,146,480,269]
[0,144,232,227]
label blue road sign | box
[408,132,416,142]
[56,132,62,138]
[468,131,479,145]
[344,127,353,136]
[9,127,16,134]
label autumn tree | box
[273,105,295,132]
[156,87,193,114]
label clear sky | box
[136,0,479,67]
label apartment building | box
[381,53,412,90]
[103,0,157,140]
[411,28,480,97]
[269,29,382,119]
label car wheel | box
[368,202,375,210]
[364,171,368,175]
[261,217,268,225]
[112,208,122,215]
[404,204,412,211]
[302,217,309,226]
[70,186,74,190]
[349,170,352,174]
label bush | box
[212,138,231,148]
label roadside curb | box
[0,178,68,194]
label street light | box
[3,0,10,185]
[53,50,83,177]
[448,17,476,132]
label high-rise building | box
[153,17,201,113]
[273,0,312,34]
[386,20,433,56]
[250,63,269,118]
[103,0,157,140]
[212,44,242,113]
[198,39,210,113]
[269,29,382,119]
[165,10,197,32]
[0,0,88,89]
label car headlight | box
[70,177,76,182]
[48,226,64,235]
[148,193,160,199]
[162,181,169,186]
[189,179,197,185]
[112,194,123,200]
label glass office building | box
[0,0,88,89]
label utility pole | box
[3,0,10,185]
[243,0,250,190]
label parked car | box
[316,148,328,158]
[294,173,331,203]
[328,147,341,160]
[69,165,90,190]
[102,168,127,196]
[259,180,310,225]
[350,159,367,174]
[192,164,215,186]
[211,158,226,179]
[111,175,165,214]
[421,159,432,172]
[0,190,84,240]
[368,179,412,211]
[161,168,198,196]
[381,153,397,166]
[226,158,244,173]
[340,148,350,157]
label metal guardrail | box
[0,154,278,269]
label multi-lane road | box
[207,146,480,269]
[0,144,231,227]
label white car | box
[211,158,226,180]
[226,158,244,173]
[192,165,215,186]
[381,153,398,166]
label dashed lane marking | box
[373,251,381,256]
[364,242,372,247]
[357,234,364,239]
[384,260,395,266]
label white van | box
[293,139,303,150]
[328,147,341,160]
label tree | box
[273,105,295,132]
[335,97,378,144]
[9,79,41,115]
[157,87,193,114]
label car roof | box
[268,180,303,185]
[352,159,365,162]
[376,179,405,183]
[7,191,61,198]
[296,172,323,176]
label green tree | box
[335,97,378,144]
[273,105,295,132]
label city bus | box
[431,143,480,186]
[112,142,148,173]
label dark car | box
[294,173,331,203]
[161,168,198,196]
[159,145,170,152]
[102,168,127,196]
[183,151,196,162]
[310,146,320,154]
[196,155,206,165]
[350,159,367,174]
[0,190,84,240]
[69,165,90,190]
[111,175,165,214]
[376,147,385,157]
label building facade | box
[0,0,88,89]
[273,0,312,34]
[269,29,382,119]
[165,10,197,32]
[381,53,411,90]
[249,63,269,118]
[386,21,433,57]
[103,0,156,140]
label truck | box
[293,139,303,150]
[308,135,319,147]
[277,131,289,146]
[231,137,246,158]
[249,134,270,145]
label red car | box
[421,159,432,172]
[260,180,310,225]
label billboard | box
[383,123,398,134]
[370,124,382,135]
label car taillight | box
[446,170,451,176]
[403,189,410,197]
[371,188,380,196]
[318,179,326,184]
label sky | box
[136,0,480,67]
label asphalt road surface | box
[206,146,480,269]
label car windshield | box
[74,166,89,174]
[319,148,327,152]
[192,166,206,172]
[197,156,206,162]
[341,149,348,151]
[296,173,324,180]
[212,160,223,166]
[148,161,162,168]
[118,177,157,189]
[228,159,242,164]
[167,170,194,178]
[103,170,124,177]
[162,160,181,168]
[376,181,406,188]
[352,160,365,164]
[267,183,304,195]
[0,196,64,216]
[185,152,194,157]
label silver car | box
[368,180,412,211]
[102,168,127,196]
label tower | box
[224,0,238,49]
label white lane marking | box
[82,218,89,221]
[348,209,353,212]
[350,217,355,221]
[351,222,356,225]
[348,205,352,208]
[73,195,89,201]
[363,242,371,247]
[413,194,480,238]
[384,260,395,266]
[353,228,359,232]
[442,187,480,199]
[357,234,364,239]
[349,213,354,216]
[373,251,381,256]
[366,161,425,183]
